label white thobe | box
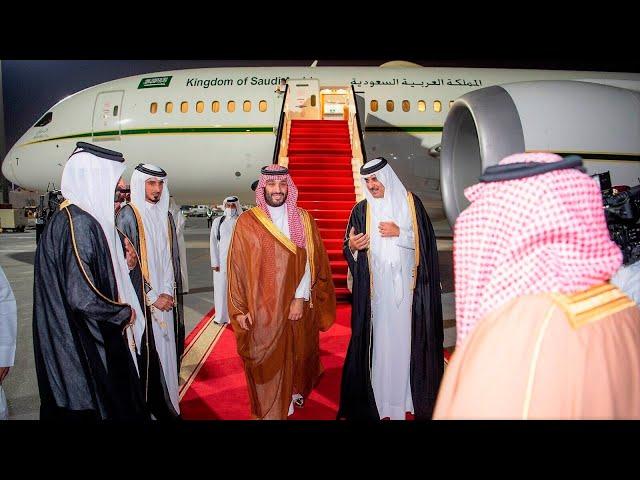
[266,204,311,416]
[0,266,17,369]
[353,222,416,420]
[142,201,180,414]
[209,214,239,324]
[266,205,310,300]
[611,261,640,305]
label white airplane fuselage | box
[4,66,640,226]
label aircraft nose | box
[2,151,19,185]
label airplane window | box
[212,101,220,113]
[34,111,53,127]
[259,100,268,112]
[150,102,158,114]
[449,100,454,109]
[228,101,236,113]
[434,100,442,113]
[181,101,189,113]
[165,102,173,113]
[113,106,119,116]
[196,101,204,113]
[311,95,317,107]
[418,100,426,112]
[402,100,410,112]
[243,101,251,112]
[386,100,394,112]
[370,100,378,112]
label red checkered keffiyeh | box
[255,164,306,249]
[454,152,622,346]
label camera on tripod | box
[592,171,640,265]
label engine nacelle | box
[440,80,640,226]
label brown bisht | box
[227,207,336,419]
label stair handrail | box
[272,84,290,164]
[351,85,367,165]
[349,85,367,202]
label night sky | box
[2,9,638,151]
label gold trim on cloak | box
[522,284,636,418]
[406,192,420,290]
[522,304,557,419]
[226,216,247,317]
[127,203,152,284]
[249,206,298,254]
[366,203,372,293]
[61,205,127,309]
[551,283,636,329]
[114,223,151,400]
[365,203,373,375]
[299,209,316,284]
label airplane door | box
[287,79,320,119]
[92,90,124,141]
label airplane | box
[3,60,640,233]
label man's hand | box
[128,307,136,327]
[348,227,370,252]
[0,366,10,383]
[236,312,253,331]
[153,294,174,312]
[212,266,220,272]
[124,238,137,270]
[289,298,304,321]
[378,221,400,237]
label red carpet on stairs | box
[179,304,352,419]
[287,119,355,300]
[180,119,358,420]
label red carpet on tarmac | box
[179,303,352,420]
[180,119,357,419]
[179,119,452,419]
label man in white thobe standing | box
[338,157,443,420]
[119,164,182,417]
[209,195,242,325]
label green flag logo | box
[138,76,173,89]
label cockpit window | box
[34,112,53,127]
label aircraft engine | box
[440,80,640,226]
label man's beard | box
[368,187,383,198]
[265,192,287,207]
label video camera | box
[593,171,640,265]
[35,189,65,243]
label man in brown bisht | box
[434,152,640,419]
[227,164,336,419]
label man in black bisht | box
[337,157,443,420]
[33,142,149,421]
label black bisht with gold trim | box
[337,192,444,420]
[33,204,149,420]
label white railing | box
[346,94,365,202]
[277,111,292,167]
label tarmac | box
[0,216,455,420]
